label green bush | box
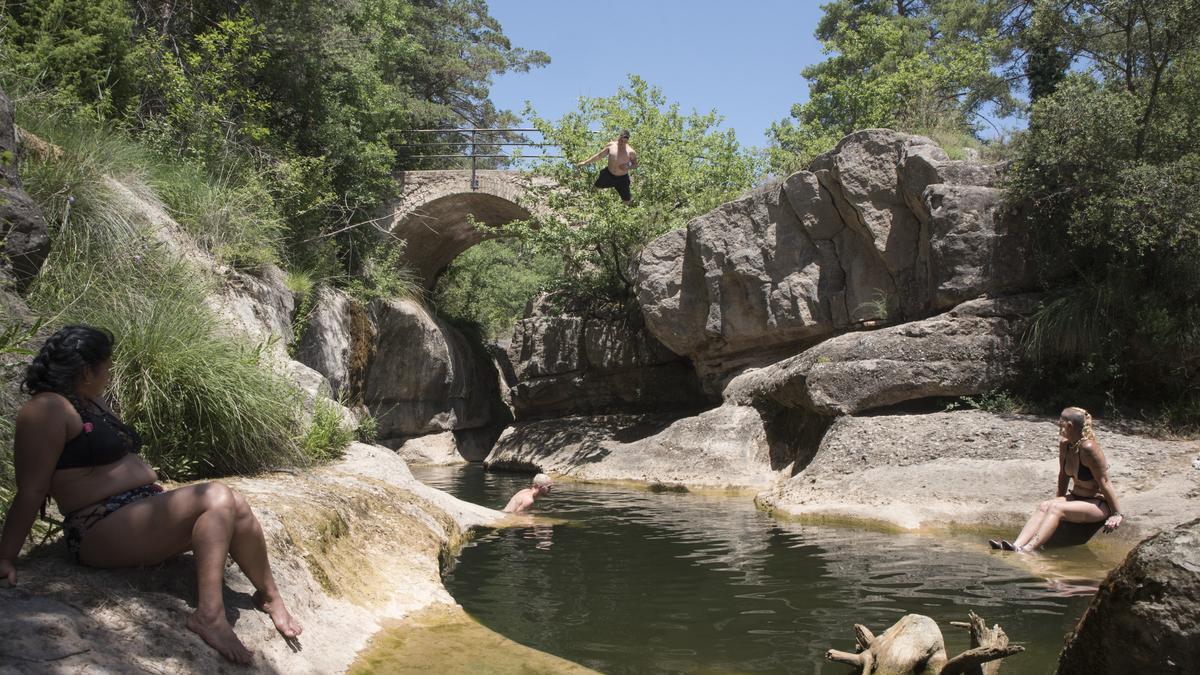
[354,412,379,444]
[302,398,353,463]
[148,160,284,269]
[344,239,423,304]
[1008,74,1200,423]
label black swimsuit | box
[57,399,162,561]
[56,399,143,469]
[1065,452,1106,506]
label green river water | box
[408,464,1100,674]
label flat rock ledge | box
[0,443,503,674]
[486,406,797,490]
[757,410,1200,538]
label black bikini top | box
[55,398,143,470]
[1065,451,1096,483]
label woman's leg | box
[1014,497,1106,551]
[77,482,299,663]
[224,489,301,638]
[1011,497,1063,549]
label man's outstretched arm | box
[576,145,609,167]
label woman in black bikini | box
[990,406,1125,552]
[0,325,301,664]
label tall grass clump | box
[18,115,320,480]
[301,397,353,463]
[148,161,284,270]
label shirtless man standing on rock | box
[577,129,638,204]
[503,474,553,513]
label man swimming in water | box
[503,474,553,513]
[577,129,638,204]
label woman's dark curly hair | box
[22,325,114,396]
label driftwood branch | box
[942,645,1026,675]
[854,623,876,650]
[825,612,1022,675]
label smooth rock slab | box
[724,295,1038,415]
[487,405,792,489]
[758,410,1200,534]
[366,298,497,440]
[393,431,468,466]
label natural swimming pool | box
[410,464,1100,674]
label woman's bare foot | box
[254,589,303,638]
[187,610,254,665]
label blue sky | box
[486,1,829,151]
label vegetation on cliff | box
[0,0,546,281]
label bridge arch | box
[382,170,552,288]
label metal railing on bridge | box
[399,128,562,191]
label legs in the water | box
[79,482,302,664]
[1006,496,1106,552]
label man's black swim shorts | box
[594,168,632,202]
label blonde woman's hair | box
[1062,406,1096,444]
[532,473,553,488]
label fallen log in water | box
[825,611,1023,675]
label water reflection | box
[416,465,1095,675]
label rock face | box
[486,405,807,489]
[724,295,1039,415]
[1056,518,1200,675]
[757,410,1200,533]
[366,298,506,444]
[506,308,707,419]
[296,287,369,401]
[294,291,510,457]
[634,129,1034,386]
[0,86,49,291]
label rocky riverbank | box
[0,443,505,674]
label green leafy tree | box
[433,238,560,338]
[0,0,136,115]
[1008,0,1200,421]
[768,0,1016,172]
[512,76,760,313]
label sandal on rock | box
[1000,540,1018,551]
[988,539,1003,550]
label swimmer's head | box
[1060,406,1095,443]
[532,473,554,493]
[618,129,630,140]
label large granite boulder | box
[0,86,49,291]
[506,309,707,419]
[757,410,1200,533]
[634,129,1035,388]
[724,295,1039,415]
[487,404,800,489]
[366,298,501,442]
[1056,518,1200,674]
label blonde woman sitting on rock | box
[0,325,301,664]
[990,406,1125,552]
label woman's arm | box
[0,397,67,585]
[1055,444,1070,497]
[1082,441,1124,532]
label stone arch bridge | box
[380,170,555,288]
